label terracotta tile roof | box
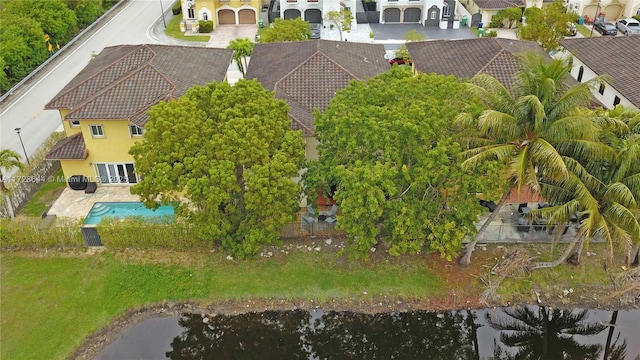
[246,40,388,136]
[506,184,546,204]
[472,0,523,9]
[45,44,233,126]
[560,37,640,109]
[407,38,548,86]
[45,133,88,160]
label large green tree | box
[130,80,306,258]
[324,8,353,41]
[457,53,611,266]
[259,18,312,43]
[307,67,505,259]
[2,0,77,44]
[517,1,576,52]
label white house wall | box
[556,50,637,110]
[280,0,357,28]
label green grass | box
[576,24,593,37]
[165,14,210,42]
[0,250,442,360]
[20,169,66,217]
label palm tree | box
[486,306,606,359]
[227,38,254,78]
[457,53,611,266]
[0,149,25,219]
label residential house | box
[406,37,547,86]
[180,0,261,30]
[278,0,358,28]
[567,0,640,21]
[245,40,388,160]
[461,0,524,26]
[379,0,465,28]
[558,36,640,110]
[45,44,233,187]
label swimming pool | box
[84,202,175,225]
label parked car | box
[389,58,410,65]
[566,22,578,36]
[616,18,640,35]
[594,22,618,35]
[310,23,322,39]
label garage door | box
[383,8,401,22]
[284,9,301,20]
[603,4,622,20]
[305,9,322,23]
[403,8,421,22]
[582,5,598,18]
[239,9,256,23]
[218,9,235,24]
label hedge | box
[0,218,84,249]
[199,20,213,33]
[96,217,212,250]
[172,0,181,15]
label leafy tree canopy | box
[259,18,312,43]
[324,8,353,41]
[517,1,576,52]
[227,38,254,77]
[130,80,306,258]
[307,67,506,259]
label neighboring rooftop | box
[472,0,524,9]
[246,40,388,136]
[406,38,547,87]
[45,44,233,127]
[560,36,640,109]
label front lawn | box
[165,14,210,42]
[20,169,66,217]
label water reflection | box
[96,306,640,360]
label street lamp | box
[159,0,167,28]
[14,128,30,165]
[589,0,601,37]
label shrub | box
[487,30,498,37]
[172,1,182,15]
[633,15,640,22]
[489,13,504,28]
[0,217,84,249]
[198,20,213,33]
[97,217,212,250]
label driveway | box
[207,25,258,48]
[369,23,475,41]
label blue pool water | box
[84,202,175,225]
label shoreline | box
[70,296,639,360]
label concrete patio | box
[47,186,141,219]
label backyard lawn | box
[0,249,448,360]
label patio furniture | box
[321,204,339,217]
[85,182,97,194]
[516,217,530,232]
[306,205,316,216]
[68,175,88,190]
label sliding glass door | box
[95,163,137,184]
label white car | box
[615,18,640,35]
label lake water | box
[95,306,640,359]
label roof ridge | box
[477,42,507,76]
[275,85,315,134]
[46,45,148,110]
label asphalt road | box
[0,0,173,170]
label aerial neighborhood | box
[1,0,639,358]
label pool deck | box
[48,186,141,219]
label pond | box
[95,306,640,359]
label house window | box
[430,10,437,19]
[636,8,640,16]
[598,83,605,95]
[203,12,209,20]
[577,66,584,82]
[442,4,451,18]
[89,125,104,137]
[71,120,80,127]
[613,96,620,107]
[130,125,143,136]
[188,8,195,18]
[96,163,137,184]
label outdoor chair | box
[85,182,97,194]
[306,205,316,216]
[321,204,339,218]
